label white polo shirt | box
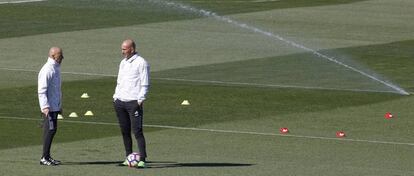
[38,57,62,111]
[113,54,150,103]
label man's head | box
[48,47,64,64]
[121,39,136,59]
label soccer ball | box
[126,152,141,167]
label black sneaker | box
[39,157,57,166]
[48,157,61,165]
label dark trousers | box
[113,99,147,159]
[42,111,58,158]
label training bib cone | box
[336,131,346,138]
[68,112,78,118]
[57,114,64,120]
[181,100,190,105]
[81,93,90,99]
[84,111,94,116]
[384,112,393,119]
[279,128,289,134]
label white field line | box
[0,0,46,4]
[1,116,414,147]
[251,0,280,2]
[0,67,399,94]
[154,77,398,94]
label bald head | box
[48,47,64,64]
[121,39,136,59]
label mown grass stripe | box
[1,115,413,147]
[0,67,399,94]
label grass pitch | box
[0,0,414,175]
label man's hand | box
[42,108,50,117]
[137,100,143,106]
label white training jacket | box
[38,58,62,111]
[113,54,150,104]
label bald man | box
[113,39,150,168]
[38,47,64,166]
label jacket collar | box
[124,53,138,63]
[47,57,60,67]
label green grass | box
[0,126,413,175]
[339,40,414,92]
[1,0,414,175]
[0,76,408,150]
[0,0,368,38]
[0,0,193,38]
[0,118,121,149]
[178,0,369,14]
[153,40,414,93]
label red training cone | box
[279,128,289,134]
[336,131,346,138]
[384,112,393,119]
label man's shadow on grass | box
[147,161,254,169]
[63,161,123,165]
[63,160,254,168]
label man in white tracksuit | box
[113,39,150,168]
[38,47,64,166]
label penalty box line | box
[1,116,414,147]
